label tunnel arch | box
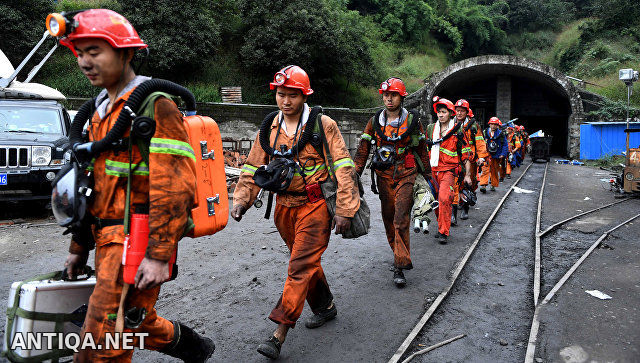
[407,55,585,158]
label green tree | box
[0,0,54,67]
[506,0,576,32]
[238,0,378,103]
[347,0,436,43]
[119,0,224,79]
[434,0,510,58]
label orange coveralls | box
[452,118,488,205]
[233,113,359,327]
[353,111,431,270]
[427,122,471,236]
[479,128,508,188]
[504,133,521,176]
[69,81,196,362]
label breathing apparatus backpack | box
[366,108,425,193]
[54,79,228,240]
[253,106,324,193]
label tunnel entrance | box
[419,56,584,158]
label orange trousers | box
[479,157,501,188]
[76,242,174,362]
[377,173,415,270]
[269,199,333,328]
[433,170,455,236]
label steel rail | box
[388,162,534,363]
[524,212,640,363]
[533,162,549,305]
[537,198,631,238]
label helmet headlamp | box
[274,72,287,85]
[46,13,69,37]
[380,82,389,91]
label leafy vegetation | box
[1,0,638,109]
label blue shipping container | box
[580,122,640,160]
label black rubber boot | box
[460,204,469,220]
[305,302,337,329]
[393,268,406,287]
[161,322,215,363]
[257,335,282,359]
[438,233,448,244]
[451,206,458,226]
[258,335,282,359]
[480,186,486,194]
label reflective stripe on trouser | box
[75,242,174,362]
[269,200,333,328]
[377,173,415,270]
[479,157,501,187]
[433,170,455,236]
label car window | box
[0,106,62,134]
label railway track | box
[388,161,637,363]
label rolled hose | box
[258,106,320,157]
[69,79,196,155]
[69,99,96,146]
[373,109,419,142]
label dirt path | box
[1,161,638,363]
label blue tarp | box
[580,122,640,160]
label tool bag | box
[136,92,229,237]
[314,113,370,239]
[2,267,94,363]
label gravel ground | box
[0,159,638,363]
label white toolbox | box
[2,271,95,362]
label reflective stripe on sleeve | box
[149,138,196,161]
[241,164,258,176]
[361,133,372,141]
[333,157,355,171]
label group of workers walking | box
[52,8,530,363]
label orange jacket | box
[70,86,196,262]
[427,121,472,172]
[508,133,521,153]
[461,118,489,160]
[233,113,359,218]
[353,110,431,181]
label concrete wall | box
[65,98,378,155]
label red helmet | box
[454,99,474,118]
[269,65,313,96]
[488,117,501,125]
[49,9,147,57]
[432,96,455,114]
[379,77,408,97]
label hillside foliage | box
[1,0,638,108]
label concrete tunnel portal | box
[408,56,586,158]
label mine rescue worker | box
[504,125,521,178]
[518,125,530,159]
[59,9,214,362]
[230,65,359,359]
[452,99,488,221]
[353,77,431,287]
[479,117,509,192]
[426,98,472,244]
